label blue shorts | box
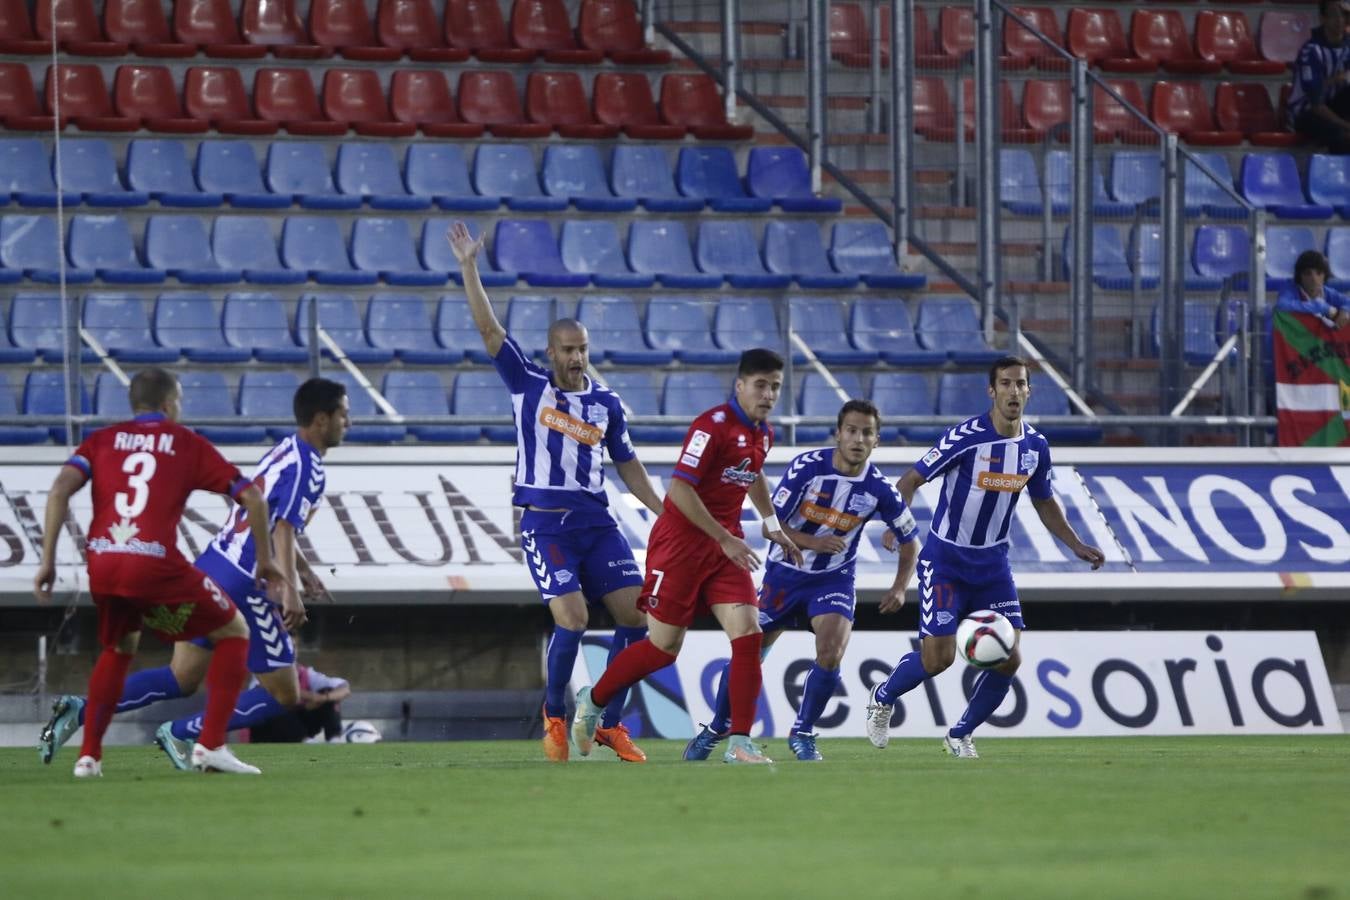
[916,540,1023,638]
[519,508,642,604]
[190,548,296,673]
[756,562,857,632]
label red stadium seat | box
[1258,11,1315,66]
[1130,9,1222,74]
[35,0,129,56]
[526,70,619,139]
[311,0,401,60]
[1097,79,1156,144]
[114,64,209,133]
[0,62,56,130]
[940,7,975,61]
[1215,81,1299,147]
[458,69,551,137]
[390,69,483,137]
[105,0,196,57]
[174,0,268,58]
[829,2,874,67]
[1067,8,1155,73]
[1022,79,1077,140]
[321,68,416,136]
[912,76,954,140]
[241,0,329,58]
[1004,7,1068,71]
[578,0,670,65]
[0,0,55,53]
[511,0,604,64]
[928,80,1033,143]
[376,0,469,61]
[48,64,138,131]
[593,70,684,139]
[1152,80,1242,145]
[660,73,754,140]
[1196,11,1284,75]
[446,0,536,62]
[185,66,279,135]
[254,67,346,135]
[912,7,951,70]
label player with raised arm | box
[447,221,665,763]
[684,399,920,762]
[32,368,288,776]
[866,356,1104,758]
[571,349,805,765]
[38,378,348,768]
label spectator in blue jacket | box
[1277,250,1350,328]
[1288,0,1350,153]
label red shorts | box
[637,517,756,628]
[90,560,237,648]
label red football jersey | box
[663,399,773,536]
[68,413,249,595]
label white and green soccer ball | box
[955,611,1016,669]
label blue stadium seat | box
[0,216,94,284]
[541,145,635,212]
[626,220,720,289]
[797,371,867,442]
[696,221,790,289]
[83,293,179,362]
[746,147,842,213]
[68,215,166,284]
[1045,150,1131,218]
[239,370,300,440]
[435,296,493,364]
[474,144,566,212]
[1109,151,1160,209]
[644,296,734,364]
[351,218,444,286]
[265,142,358,211]
[335,143,431,211]
[576,294,669,364]
[505,295,557,359]
[1024,377,1102,445]
[1265,226,1318,287]
[94,371,132,419]
[1239,153,1333,220]
[452,370,515,443]
[326,371,406,443]
[1063,224,1149,290]
[609,145,702,212]
[152,291,250,362]
[57,140,147,208]
[281,217,378,286]
[559,220,653,288]
[405,144,497,212]
[675,146,771,213]
[382,371,466,442]
[127,140,221,208]
[295,294,395,364]
[212,216,306,285]
[223,292,308,363]
[1151,300,1219,365]
[600,371,680,442]
[144,215,240,284]
[493,219,588,288]
[196,140,288,209]
[1307,154,1350,217]
[0,373,49,443]
[828,222,927,289]
[1327,228,1350,288]
[1128,224,1223,291]
[1192,224,1250,281]
[999,148,1042,216]
[0,314,35,362]
[869,371,939,442]
[1184,152,1243,219]
[24,371,91,441]
[849,297,946,366]
[713,297,781,352]
[180,371,264,443]
[764,221,858,289]
[663,371,726,420]
[366,294,461,365]
[937,372,991,420]
[916,297,1001,364]
[0,138,77,208]
[10,293,94,361]
[420,217,515,287]
[787,297,876,364]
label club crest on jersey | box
[721,458,758,486]
[1020,449,1039,473]
[846,492,876,515]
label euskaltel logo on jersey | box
[720,458,758,486]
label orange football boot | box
[594,722,647,763]
[542,707,569,762]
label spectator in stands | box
[1276,250,1350,327]
[1288,0,1350,153]
[249,665,353,744]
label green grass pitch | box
[3,736,1347,899]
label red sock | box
[78,649,134,761]
[728,633,764,736]
[591,639,676,708]
[197,636,248,750]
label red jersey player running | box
[33,368,287,777]
[571,349,804,764]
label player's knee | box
[922,644,956,674]
[816,644,845,670]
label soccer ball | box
[955,611,1016,669]
[340,720,382,743]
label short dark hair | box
[547,317,586,346]
[1320,0,1340,18]
[988,355,1031,387]
[737,348,784,377]
[294,377,346,426]
[128,367,178,411]
[1295,249,1330,282]
[836,398,881,432]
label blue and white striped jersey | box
[913,413,1053,559]
[492,335,636,513]
[206,434,325,577]
[766,449,918,573]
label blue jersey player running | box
[866,356,1104,758]
[38,378,349,768]
[684,400,920,762]
[448,222,665,763]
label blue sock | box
[544,625,584,719]
[875,651,930,706]
[792,663,841,734]
[707,641,772,734]
[949,670,1013,738]
[78,666,183,726]
[601,625,647,728]
[170,685,288,741]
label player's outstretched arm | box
[237,484,295,605]
[1030,494,1105,569]
[446,221,506,357]
[272,519,309,631]
[33,465,87,604]
[878,537,918,614]
[748,476,804,567]
[613,457,664,517]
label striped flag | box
[1272,310,1350,446]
